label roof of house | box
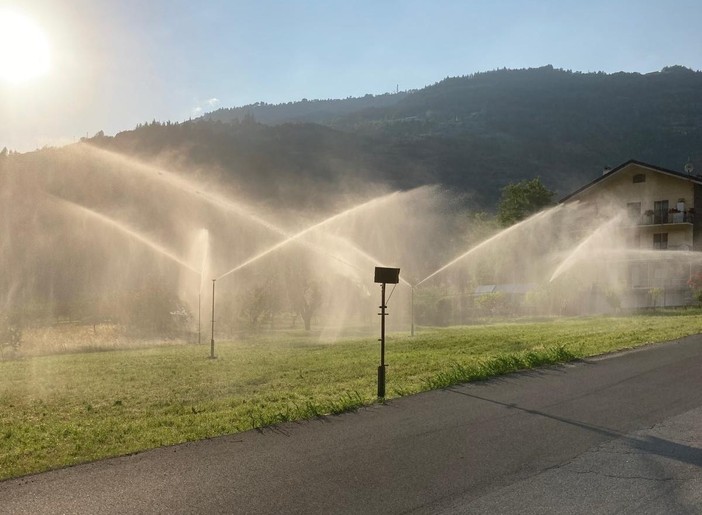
[559,159,702,203]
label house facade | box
[560,160,702,307]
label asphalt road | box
[2,335,702,514]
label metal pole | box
[198,292,201,345]
[209,279,216,359]
[378,282,387,398]
[410,285,415,337]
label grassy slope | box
[2,312,702,480]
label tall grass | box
[423,344,577,389]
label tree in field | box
[497,177,554,226]
[291,277,323,331]
[282,252,326,331]
[240,281,279,330]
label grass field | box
[2,311,702,480]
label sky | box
[2,0,702,152]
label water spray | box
[415,206,561,287]
[216,191,402,282]
[194,229,211,346]
[84,145,286,237]
[549,214,625,282]
[49,195,201,276]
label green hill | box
[78,65,702,209]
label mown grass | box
[1,311,702,480]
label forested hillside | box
[79,65,702,209]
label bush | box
[474,291,511,316]
[117,287,191,337]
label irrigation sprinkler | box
[374,266,400,399]
[209,279,216,359]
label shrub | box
[474,291,511,316]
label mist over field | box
[3,66,702,355]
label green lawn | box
[2,311,702,480]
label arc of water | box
[415,205,563,287]
[84,145,286,237]
[216,191,401,281]
[85,145,410,283]
[339,239,412,287]
[49,195,199,275]
[548,213,627,282]
[83,147,422,286]
[316,232,413,287]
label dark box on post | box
[374,267,400,284]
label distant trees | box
[497,177,554,226]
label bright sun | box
[0,9,51,84]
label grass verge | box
[1,311,702,480]
[423,344,577,389]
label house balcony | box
[666,244,693,251]
[637,212,694,226]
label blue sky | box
[2,0,702,151]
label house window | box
[653,200,668,224]
[653,233,668,250]
[633,174,646,183]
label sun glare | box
[0,9,51,84]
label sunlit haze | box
[0,9,50,84]
[1,0,702,151]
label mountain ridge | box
[70,65,702,209]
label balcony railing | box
[638,212,694,225]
